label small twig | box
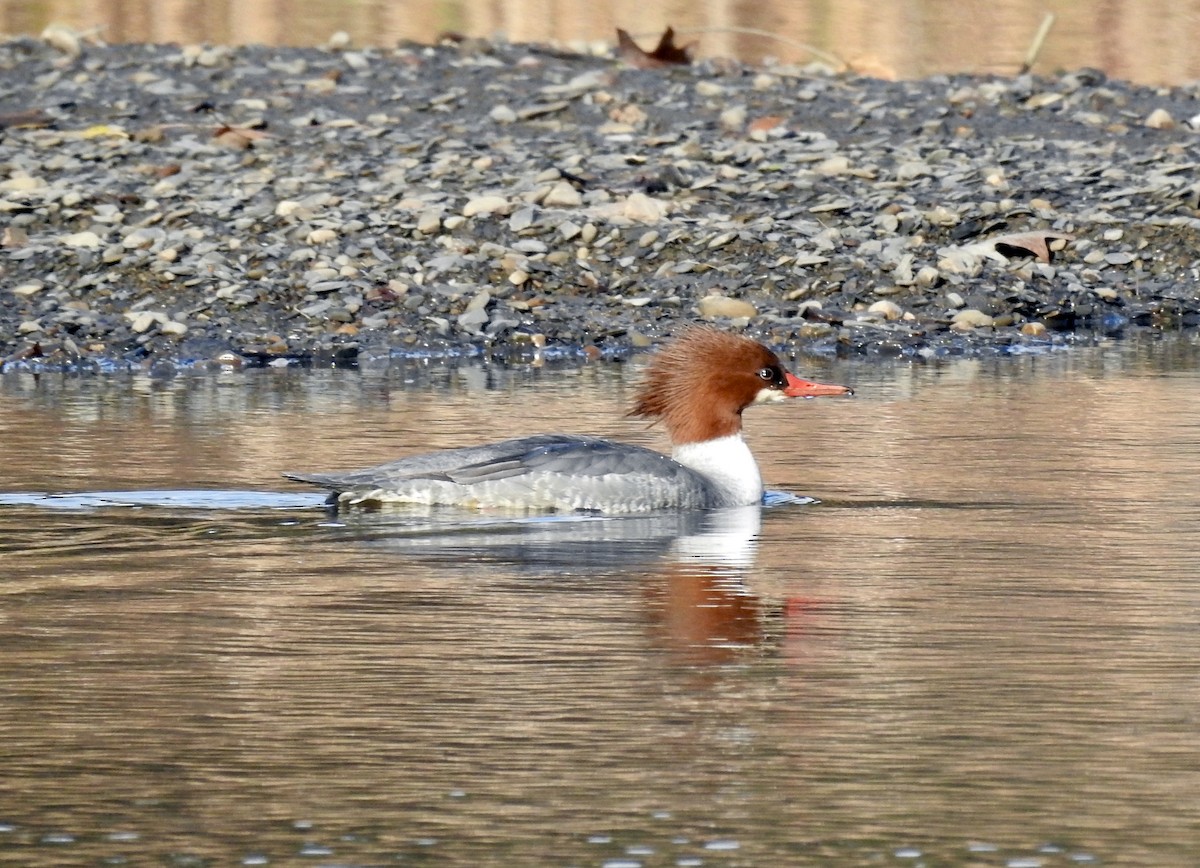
[628,26,847,71]
[1019,13,1055,75]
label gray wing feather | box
[284,434,700,490]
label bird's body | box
[284,328,851,513]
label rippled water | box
[5,0,1200,84]
[3,336,1200,865]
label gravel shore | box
[2,35,1200,373]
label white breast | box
[671,434,763,507]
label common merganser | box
[283,328,851,513]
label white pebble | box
[951,308,994,328]
[417,209,442,234]
[462,195,512,217]
[1145,108,1175,130]
[306,227,338,245]
[62,231,102,248]
[867,299,903,320]
[698,294,757,319]
[622,192,668,223]
[542,180,582,208]
[130,312,159,333]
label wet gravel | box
[3,35,1200,373]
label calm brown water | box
[6,0,1200,84]
[2,336,1200,865]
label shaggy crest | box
[629,328,784,444]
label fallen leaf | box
[747,115,786,135]
[137,162,182,178]
[213,124,271,150]
[0,109,53,129]
[848,54,896,80]
[609,103,648,126]
[2,226,28,248]
[990,230,1075,263]
[616,27,692,69]
[79,124,128,139]
[133,126,166,143]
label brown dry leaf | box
[213,124,271,150]
[0,109,53,130]
[747,115,786,135]
[2,226,28,248]
[616,27,692,69]
[991,230,1075,263]
[848,54,896,80]
[133,125,166,143]
[609,103,648,127]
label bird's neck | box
[672,434,763,507]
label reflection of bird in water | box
[325,501,825,665]
[642,504,766,664]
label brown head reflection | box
[639,505,764,665]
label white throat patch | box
[672,434,763,507]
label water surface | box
[5,0,1200,83]
[2,337,1200,864]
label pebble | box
[1144,108,1175,129]
[621,193,669,223]
[462,195,512,217]
[489,105,517,123]
[698,295,757,319]
[306,227,337,245]
[62,231,102,248]
[542,181,583,208]
[867,300,903,320]
[951,309,995,329]
[129,311,161,333]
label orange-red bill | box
[783,373,854,398]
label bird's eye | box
[758,367,776,381]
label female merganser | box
[283,328,851,513]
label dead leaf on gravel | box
[213,124,271,150]
[747,115,787,135]
[616,27,692,69]
[991,230,1075,263]
[136,162,182,178]
[2,226,28,248]
[0,109,54,130]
